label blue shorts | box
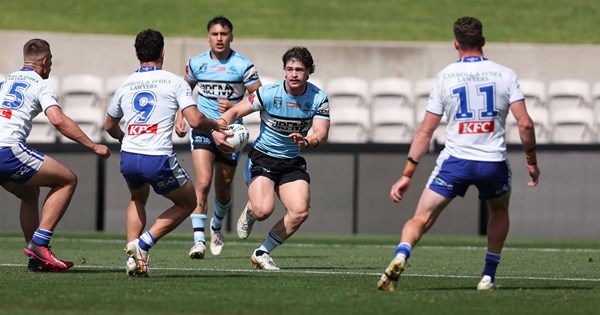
[244,147,310,186]
[190,128,241,166]
[0,142,45,185]
[120,151,189,195]
[426,151,511,200]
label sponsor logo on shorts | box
[434,177,453,188]
[10,166,31,180]
[156,177,177,188]
[193,135,211,145]
[127,123,158,135]
[0,108,12,119]
[458,120,494,134]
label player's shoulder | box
[230,50,255,66]
[188,50,211,64]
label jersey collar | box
[136,66,161,72]
[458,56,487,63]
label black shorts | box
[190,128,241,166]
[244,147,310,186]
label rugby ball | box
[225,123,249,153]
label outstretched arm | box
[510,100,540,187]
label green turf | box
[0,232,597,315]
[0,0,599,44]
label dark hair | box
[282,46,315,75]
[135,29,164,62]
[453,16,485,50]
[23,38,51,59]
[207,16,233,32]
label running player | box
[212,46,330,269]
[105,29,224,277]
[0,38,110,272]
[178,16,263,259]
[377,16,540,291]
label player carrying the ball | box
[377,16,540,291]
[212,46,330,269]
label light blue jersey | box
[246,80,329,159]
[185,50,260,122]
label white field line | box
[2,236,598,253]
[0,263,598,283]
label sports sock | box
[138,231,156,251]
[257,231,285,254]
[482,252,501,282]
[191,214,207,243]
[32,229,53,246]
[211,198,232,230]
[394,242,412,260]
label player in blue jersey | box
[105,29,224,276]
[0,38,110,272]
[212,46,330,269]
[377,17,540,291]
[177,16,263,259]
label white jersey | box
[107,66,196,155]
[427,56,524,161]
[0,68,59,147]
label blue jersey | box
[185,50,260,122]
[246,80,329,159]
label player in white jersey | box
[178,16,263,259]
[377,17,540,291]
[105,29,224,277]
[0,38,110,272]
[212,47,330,269]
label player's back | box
[108,67,195,155]
[428,57,524,161]
[0,69,58,146]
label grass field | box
[1,0,599,44]
[0,232,598,315]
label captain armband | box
[402,157,419,178]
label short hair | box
[453,16,485,50]
[282,47,315,75]
[135,29,164,62]
[207,16,233,32]
[23,39,51,64]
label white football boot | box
[250,250,280,270]
[477,275,497,291]
[237,204,256,240]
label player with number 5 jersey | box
[378,17,540,292]
[105,29,225,277]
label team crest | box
[274,97,282,109]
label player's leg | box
[126,183,150,242]
[2,183,40,242]
[246,176,279,269]
[478,191,510,291]
[188,149,215,258]
[209,161,237,255]
[378,188,452,291]
[16,155,77,271]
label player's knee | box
[291,209,309,225]
[251,205,272,221]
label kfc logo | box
[127,123,158,135]
[0,108,12,119]
[458,121,494,134]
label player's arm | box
[181,105,222,133]
[174,109,187,137]
[510,100,540,187]
[390,111,441,203]
[104,114,124,144]
[45,106,110,158]
[212,99,254,152]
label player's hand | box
[289,133,308,148]
[527,164,540,187]
[175,119,188,138]
[92,144,111,159]
[390,176,411,203]
[217,99,233,113]
[212,128,234,153]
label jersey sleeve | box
[425,75,445,116]
[175,78,196,111]
[38,84,59,113]
[106,86,123,119]
[184,59,199,85]
[247,89,264,112]
[509,71,525,104]
[242,64,260,86]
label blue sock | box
[482,252,501,282]
[394,242,412,260]
[211,198,232,230]
[32,229,53,246]
[138,231,156,251]
[257,231,285,254]
[191,214,207,243]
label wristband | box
[402,158,418,178]
[525,150,537,165]
[216,118,228,127]
[304,136,320,149]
